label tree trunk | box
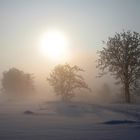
[124,82,131,103]
[124,59,131,103]
[61,94,69,102]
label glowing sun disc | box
[40,31,69,62]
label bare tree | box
[97,31,140,103]
[47,64,91,101]
[1,68,34,95]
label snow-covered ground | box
[0,101,140,140]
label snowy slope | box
[0,101,140,140]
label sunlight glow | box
[40,30,70,62]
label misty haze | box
[0,0,140,140]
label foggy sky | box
[0,0,140,89]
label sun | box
[40,30,69,62]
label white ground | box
[0,100,140,140]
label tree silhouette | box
[47,64,91,101]
[1,68,34,95]
[97,31,140,103]
[98,83,112,103]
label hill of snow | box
[0,101,140,140]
